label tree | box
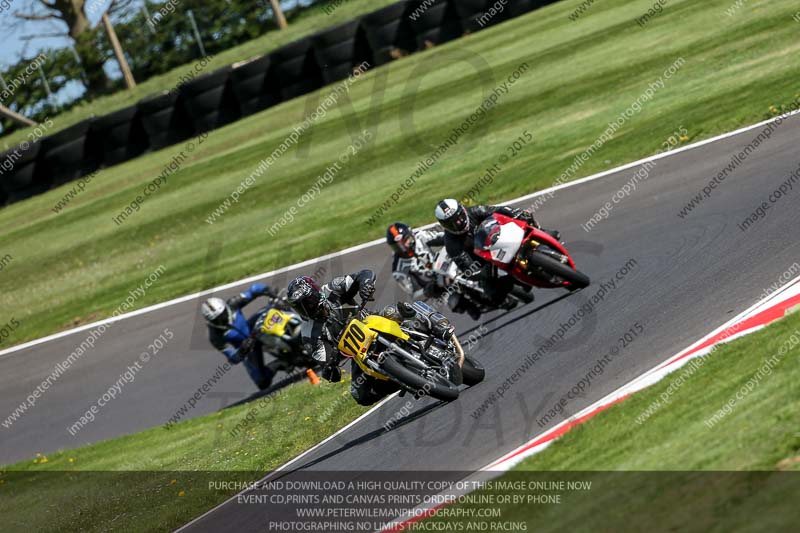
[12,0,135,95]
[0,1,331,136]
[0,48,88,136]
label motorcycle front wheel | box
[461,356,486,386]
[381,354,460,402]
[527,252,590,290]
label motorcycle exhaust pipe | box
[452,335,465,368]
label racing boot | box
[466,304,482,321]
[448,293,483,321]
[500,295,519,311]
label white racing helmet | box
[435,199,470,235]
[202,297,232,328]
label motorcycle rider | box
[434,198,561,308]
[387,222,484,320]
[386,222,446,301]
[201,283,285,390]
[287,271,454,406]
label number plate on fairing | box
[338,320,377,359]
[488,223,525,264]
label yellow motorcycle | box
[252,302,316,372]
[336,300,484,402]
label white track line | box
[382,275,800,531]
[174,392,399,532]
[3,109,798,362]
[486,275,800,470]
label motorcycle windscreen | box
[474,219,525,264]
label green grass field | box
[0,371,370,532]
[423,310,800,531]
[2,0,799,350]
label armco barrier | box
[362,3,417,66]
[312,19,372,84]
[509,0,547,17]
[0,141,42,204]
[452,0,496,32]
[137,91,195,151]
[406,0,463,50]
[270,38,324,101]
[0,0,558,208]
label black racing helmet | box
[386,223,416,258]
[287,276,326,320]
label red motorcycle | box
[473,213,590,291]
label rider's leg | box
[481,274,515,308]
[448,292,481,320]
[243,346,276,390]
[350,360,399,406]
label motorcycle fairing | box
[260,308,292,337]
[475,217,526,265]
[338,315,411,381]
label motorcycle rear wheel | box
[381,354,460,402]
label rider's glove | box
[239,337,256,357]
[359,280,376,302]
[509,207,536,225]
[250,283,269,296]
[321,363,342,383]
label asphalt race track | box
[2,115,799,526]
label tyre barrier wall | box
[0,0,553,208]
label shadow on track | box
[459,289,580,338]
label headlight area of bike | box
[338,317,455,380]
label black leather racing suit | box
[300,269,402,406]
[443,205,539,306]
[300,270,452,406]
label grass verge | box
[0,372,369,532]
[2,0,799,349]
[423,310,800,531]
